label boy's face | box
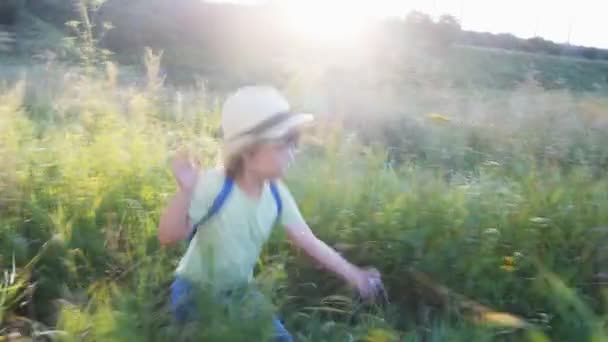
[245,133,298,179]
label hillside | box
[1,1,608,92]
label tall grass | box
[1,62,607,341]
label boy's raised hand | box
[171,149,200,192]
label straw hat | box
[221,86,313,157]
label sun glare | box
[283,0,373,41]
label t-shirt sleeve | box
[188,169,223,224]
[276,180,306,227]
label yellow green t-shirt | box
[175,168,305,292]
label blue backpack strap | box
[187,177,234,242]
[269,181,283,221]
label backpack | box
[186,177,283,242]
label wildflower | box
[501,255,516,272]
[140,185,156,203]
[366,328,397,342]
[500,264,516,272]
[477,311,528,328]
[483,228,500,236]
[530,217,551,225]
[426,112,451,124]
[483,160,501,167]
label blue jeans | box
[169,277,293,342]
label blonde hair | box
[224,142,260,178]
[224,139,271,179]
[225,154,244,179]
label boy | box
[158,86,383,341]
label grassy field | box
[1,55,608,342]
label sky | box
[419,0,606,48]
[219,0,608,49]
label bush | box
[1,62,607,340]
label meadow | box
[1,51,608,341]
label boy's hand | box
[351,267,385,301]
[171,149,200,192]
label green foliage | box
[1,57,608,340]
[62,0,112,70]
[6,0,608,93]
[11,0,608,65]
[2,1,608,340]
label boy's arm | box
[158,188,193,246]
[285,223,381,299]
[158,149,200,246]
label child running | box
[158,86,384,341]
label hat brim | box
[224,113,314,158]
[259,113,314,139]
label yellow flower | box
[140,185,156,203]
[426,112,451,124]
[500,265,516,272]
[365,328,398,342]
[501,256,516,272]
[477,311,528,328]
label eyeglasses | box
[268,132,300,148]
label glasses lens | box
[285,133,300,147]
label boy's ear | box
[241,150,253,164]
[243,145,260,159]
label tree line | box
[2,0,608,67]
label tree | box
[582,47,599,60]
[24,0,79,27]
[404,11,434,41]
[0,0,20,26]
[435,14,461,46]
